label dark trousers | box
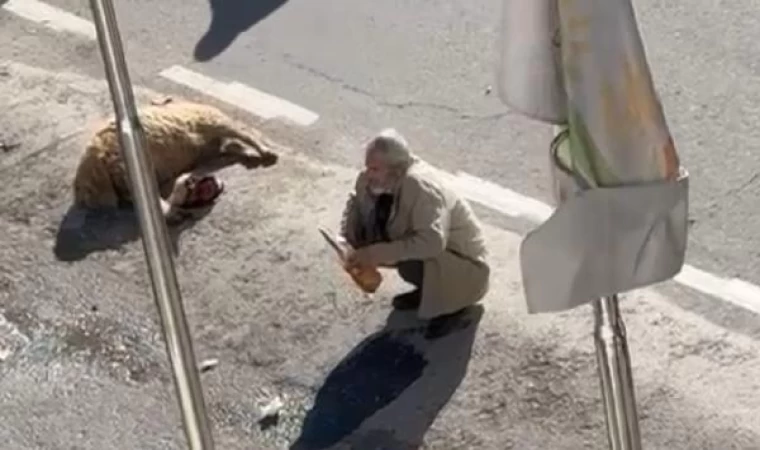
[397,260,424,289]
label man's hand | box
[345,246,377,269]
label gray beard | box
[369,185,392,195]
[368,175,399,195]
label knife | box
[318,227,347,261]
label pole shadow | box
[194,0,289,62]
[290,305,484,450]
[52,204,210,262]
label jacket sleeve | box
[367,179,449,265]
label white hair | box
[366,128,414,171]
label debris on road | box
[257,395,284,430]
[0,314,29,362]
[0,140,21,153]
[199,358,219,373]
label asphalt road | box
[41,0,760,289]
[2,1,760,449]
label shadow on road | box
[291,305,484,450]
[52,205,209,262]
[194,0,289,62]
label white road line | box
[441,167,760,313]
[452,171,553,223]
[674,266,760,315]
[159,65,319,127]
[4,0,760,316]
[2,0,96,40]
[2,0,320,127]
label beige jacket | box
[340,159,490,319]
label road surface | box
[33,0,760,288]
[1,1,760,449]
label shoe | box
[424,309,467,340]
[392,290,421,311]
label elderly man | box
[340,129,490,339]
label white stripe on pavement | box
[1,0,321,127]
[451,171,553,223]
[438,168,760,315]
[2,0,96,40]
[675,265,760,315]
[5,0,760,316]
[159,65,320,127]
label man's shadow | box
[290,305,484,450]
[194,0,289,62]
[52,205,211,262]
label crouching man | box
[340,128,490,339]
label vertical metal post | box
[88,1,215,448]
[551,125,641,449]
[593,295,642,450]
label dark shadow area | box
[291,305,484,450]
[194,0,289,62]
[53,204,211,262]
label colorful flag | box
[497,0,689,313]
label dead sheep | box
[72,98,279,221]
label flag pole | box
[88,1,215,448]
[550,126,642,449]
[593,295,642,450]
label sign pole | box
[88,1,215,448]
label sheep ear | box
[150,95,173,106]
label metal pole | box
[88,1,215,448]
[550,126,641,449]
[593,295,642,450]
